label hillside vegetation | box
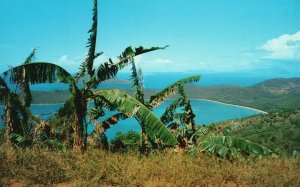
[1,146,299,186]
[1,109,300,186]
[186,77,300,111]
[215,109,300,155]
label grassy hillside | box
[1,146,299,186]
[215,109,300,155]
[2,85,300,186]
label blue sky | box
[0,0,300,77]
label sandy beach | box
[195,99,268,114]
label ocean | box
[0,99,261,140]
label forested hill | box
[184,77,300,111]
[252,78,300,94]
[31,78,300,112]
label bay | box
[0,100,262,140]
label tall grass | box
[1,145,299,186]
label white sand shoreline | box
[194,99,268,114]
[2,100,268,114]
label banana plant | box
[3,0,167,152]
[159,83,199,148]
[90,61,200,150]
[189,122,273,158]
[92,89,178,147]
[0,76,29,145]
[154,80,273,158]
[0,49,39,145]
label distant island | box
[31,77,300,112]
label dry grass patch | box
[1,146,299,186]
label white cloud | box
[58,55,76,65]
[56,54,82,73]
[138,58,175,72]
[153,58,172,64]
[259,30,300,60]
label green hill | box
[215,109,300,155]
[31,77,300,112]
[184,77,300,111]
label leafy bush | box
[110,131,141,152]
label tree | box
[4,0,171,152]
[0,76,28,145]
[90,71,200,151]
[0,49,39,145]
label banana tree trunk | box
[140,125,148,154]
[71,90,87,152]
[4,113,12,145]
[73,115,86,152]
[4,94,23,145]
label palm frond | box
[93,89,178,146]
[148,75,200,109]
[180,100,196,130]
[95,46,167,84]
[4,62,73,85]
[201,136,273,158]
[160,97,186,124]
[131,61,144,103]
[75,0,101,82]
[85,0,98,77]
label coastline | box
[194,98,268,114]
[2,100,268,114]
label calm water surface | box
[0,100,261,140]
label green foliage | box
[227,109,300,155]
[44,140,65,151]
[185,78,300,112]
[93,89,178,147]
[131,61,144,103]
[201,136,273,158]
[95,46,167,84]
[10,133,31,147]
[148,75,200,108]
[4,62,73,85]
[110,131,140,152]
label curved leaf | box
[93,89,178,146]
[95,46,168,83]
[131,61,144,103]
[149,75,200,108]
[4,62,73,85]
[160,97,186,124]
[85,0,98,77]
[75,0,101,82]
[201,136,273,158]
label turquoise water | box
[0,100,261,140]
